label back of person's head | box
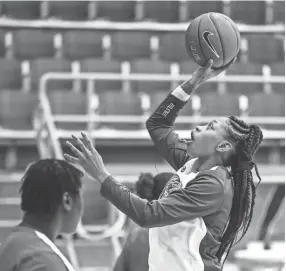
[136,172,173,201]
[20,159,84,233]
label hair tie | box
[236,161,254,171]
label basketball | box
[185,12,241,68]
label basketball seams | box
[208,13,225,65]
[197,15,207,61]
[219,14,240,55]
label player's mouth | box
[191,130,195,141]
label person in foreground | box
[0,159,83,271]
[65,58,264,271]
[114,172,173,271]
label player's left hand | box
[64,132,111,184]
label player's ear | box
[216,140,233,153]
[62,192,73,212]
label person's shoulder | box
[0,227,61,270]
[1,227,50,252]
[18,251,67,271]
[196,165,231,188]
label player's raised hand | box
[190,57,237,87]
[64,132,111,183]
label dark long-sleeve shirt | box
[101,87,234,271]
[0,226,68,271]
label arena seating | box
[111,31,152,60]
[96,1,136,22]
[0,91,37,130]
[247,34,284,64]
[226,63,263,95]
[30,58,72,90]
[48,1,89,21]
[158,32,190,62]
[0,1,284,270]
[130,59,172,92]
[229,1,266,25]
[80,58,122,91]
[0,1,41,20]
[0,58,22,89]
[12,29,55,60]
[184,1,224,20]
[143,1,180,22]
[62,31,104,60]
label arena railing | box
[38,71,285,141]
[0,18,284,34]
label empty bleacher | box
[0,1,284,270]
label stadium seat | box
[111,31,151,61]
[179,60,217,94]
[229,1,266,24]
[17,146,39,170]
[96,1,136,22]
[159,33,190,62]
[48,1,88,21]
[225,63,263,95]
[270,62,285,93]
[149,92,167,113]
[130,59,172,92]
[30,58,72,91]
[233,183,284,250]
[98,90,143,130]
[184,1,223,20]
[247,35,284,64]
[48,90,87,130]
[248,93,284,117]
[62,31,104,60]
[273,1,285,23]
[12,30,55,60]
[0,58,22,90]
[200,92,241,116]
[0,31,6,57]
[0,1,41,19]
[0,91,37,130]
[80,58,122,91]
[143,1,179,22]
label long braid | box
[216,116,263,264]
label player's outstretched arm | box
[65,134,224,228]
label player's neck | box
[20,213,61,241]
[196,155,224,172]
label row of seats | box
[0,90,284,131]
[0,145,284,170]
[0,30,284,63]
[0,58,284,92]
[0,1,284,24]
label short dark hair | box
[136,172,173,201]
[20,159,83,216]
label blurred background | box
[0,0,284,270]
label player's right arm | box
[146,87,193,171]
[146,59,236,170]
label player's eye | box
[208,122,214,129]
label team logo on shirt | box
[159,174,182,199]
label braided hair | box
[216,116,263,264]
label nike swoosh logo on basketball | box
[203,31,220,58]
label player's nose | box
[195,126,202,132]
